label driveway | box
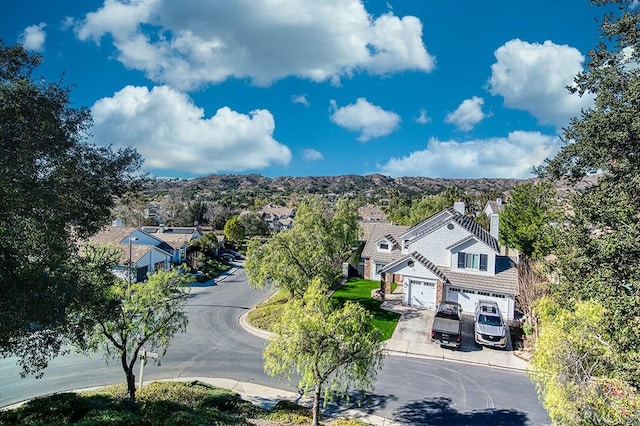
[381,293,529,371]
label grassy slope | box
[0,381,369,425]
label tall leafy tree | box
[73,245,190,401]
[0,42,141,374]
[531,0,640,417]
[530,297,640,424]
[264,278,384,426]
[245,196,359,297]
[498,181,559,260]
[223,215,245,243]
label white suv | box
[474,300,507,349]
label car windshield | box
[478,314,503,327]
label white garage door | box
[408,280,436,309]
[446,287,509,318]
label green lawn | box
[331,278,400,341]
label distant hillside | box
[147,173,528,198]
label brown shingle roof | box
[361,222,409,264]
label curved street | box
[0,265,549,424]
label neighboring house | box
[358,204,387,222]
[88,226,172,283]
[141,226,202,263]
[257,204,295,232]
[484,198,505,216]
[361,202,518,320]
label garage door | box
[408,280,436,309]
[446,287,509,318]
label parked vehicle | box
[474,300,507,349]
[431,301,463,349]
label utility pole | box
[128,236,139,287]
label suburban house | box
[484,197,505,216]
[141,225,203,263]
[361,202,518,320]
[88,224,203,283]
[257,204,295,232]
[358,204,388,222]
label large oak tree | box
[0,42,142,374]
[531,0,640,421]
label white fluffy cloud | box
[19,23,47,51]
[444,96,488,131]
[330,98,401,142]
[90,85,291,175]
[378,131,560,178]
[488,39,594,128]
[74,0,435,89]
[301,148,323,161]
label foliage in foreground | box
[72,252,191,401]
[264,278,384,426]
[529,297,640,425]
[0,381,372,425]
[0,41,142,376]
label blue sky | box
[2,1,609,179]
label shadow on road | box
[392,397,529,425]
[322,391,397,417]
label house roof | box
[89,226,139,245]
[485,200,505,214]
[141,226,198,249]
[405,208,499,253]
[440,256,518,295]
[357,204,387,222]
[381,251,449,283]
[361,222,409,263]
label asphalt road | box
[0,265,550,424]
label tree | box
[0,42,142,375]
[529,297,640,424]
[245,196,359,297]
[498,181,559,260]
[223,215,245,243]
[237,212,269,239]
[533,0,640,386]
[186,199,209,226]
[264,278,384,426]
[73,246,190,401]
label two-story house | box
[361,202,518,320]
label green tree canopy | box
[223,215,245,243]
[531,0,640,417]
[72,245,190,401]
[529,297,640,424]
[498,181,559,260]
[245,196,359,297]
[0,42,142,374]
[264,278,384,426]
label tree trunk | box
[126,368,136,401]
[312,385,322,426]
[122,351,136,401]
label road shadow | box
[392,397,529,425]
[321,391,397,417]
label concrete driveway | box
[381,293,529,371]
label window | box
[379,242,389,250]
[457,252,488,271]
[491,293,506,298]
[478,291,490,296]
[375,263,387,274]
